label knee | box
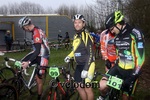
[76,86,83,91]
[99,78,107,92]
[85,87,93,93]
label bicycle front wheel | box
[107,88,120,100]
[0,83,18,100]
[4,77,23,95]
[0,67,16,83]
[41,84,65,100]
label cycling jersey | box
[23,26,50,66]
[68,30,95,71]
[114,24,145,70]
[90,32,100,43]
[67,30,95,83]
[100,30,117,62]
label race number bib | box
[49,67,60,78]
[107,76,123,90]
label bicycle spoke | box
[0,84,18,100]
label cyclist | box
[64,14,95,100]
[100,29,117,71]
[18,16,50,100]
[90,31,100,59]
[98,11,145,100]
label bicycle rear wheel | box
[24,41,32,50]
[0,67,16,83]
[0,83,18,100]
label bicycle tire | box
[0,67,16,83]
[0,83,18,100]
[4,77,23,95]
[41,84,65,100]
[24,41,32,50]
[107,88,120,100]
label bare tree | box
[18,2,45,14]
[45,7,54,14]
[124,0,150,40]
[56,4,69,15]
[68,5,78,18]
[0,2,49,14]
[0,5,8,14]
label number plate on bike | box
[49,67,60,78]
[14,61,22,69]
[107,76,123,90]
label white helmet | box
[73,14,85,22]
[18,16,31,28]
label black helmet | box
[105,11,124,29]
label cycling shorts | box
[106,64,137,95]
[74,62,95,84]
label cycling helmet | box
[18,16,31,28]
[105,11,124,29]
[73,14,85,22]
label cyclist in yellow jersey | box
[64,14,95,100]
[98,11,145,100]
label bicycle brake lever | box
[24,69,30,76]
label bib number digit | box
[49,67,60,78]
[107,76,123,90]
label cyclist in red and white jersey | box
[100,29,117,71]
[18,16,50,100]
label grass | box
[0,44,150,100]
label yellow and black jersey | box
[68,31,95,71]
[115,24,145,70]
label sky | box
[0,0,95,10]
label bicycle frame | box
[18,66,37,90]
[41,65,77,100]
[53,77,66,95]
[4,57,37,91]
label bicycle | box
[0,62,16,83]
[4,57,46,97]
[0,83,18,100]
[93,72,123,100]
[12,40,21,50]
[41,63,79,100]
[23,38,32,50]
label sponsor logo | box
[133,29,142,39]
[125,55,132,60]
[35,37,40,42]
[116,41,130,46]
[115,38,119,40]
[138,42,143,48]
[75,53,81,57]
[123,37,129,40]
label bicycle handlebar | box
[4,57,29,76]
